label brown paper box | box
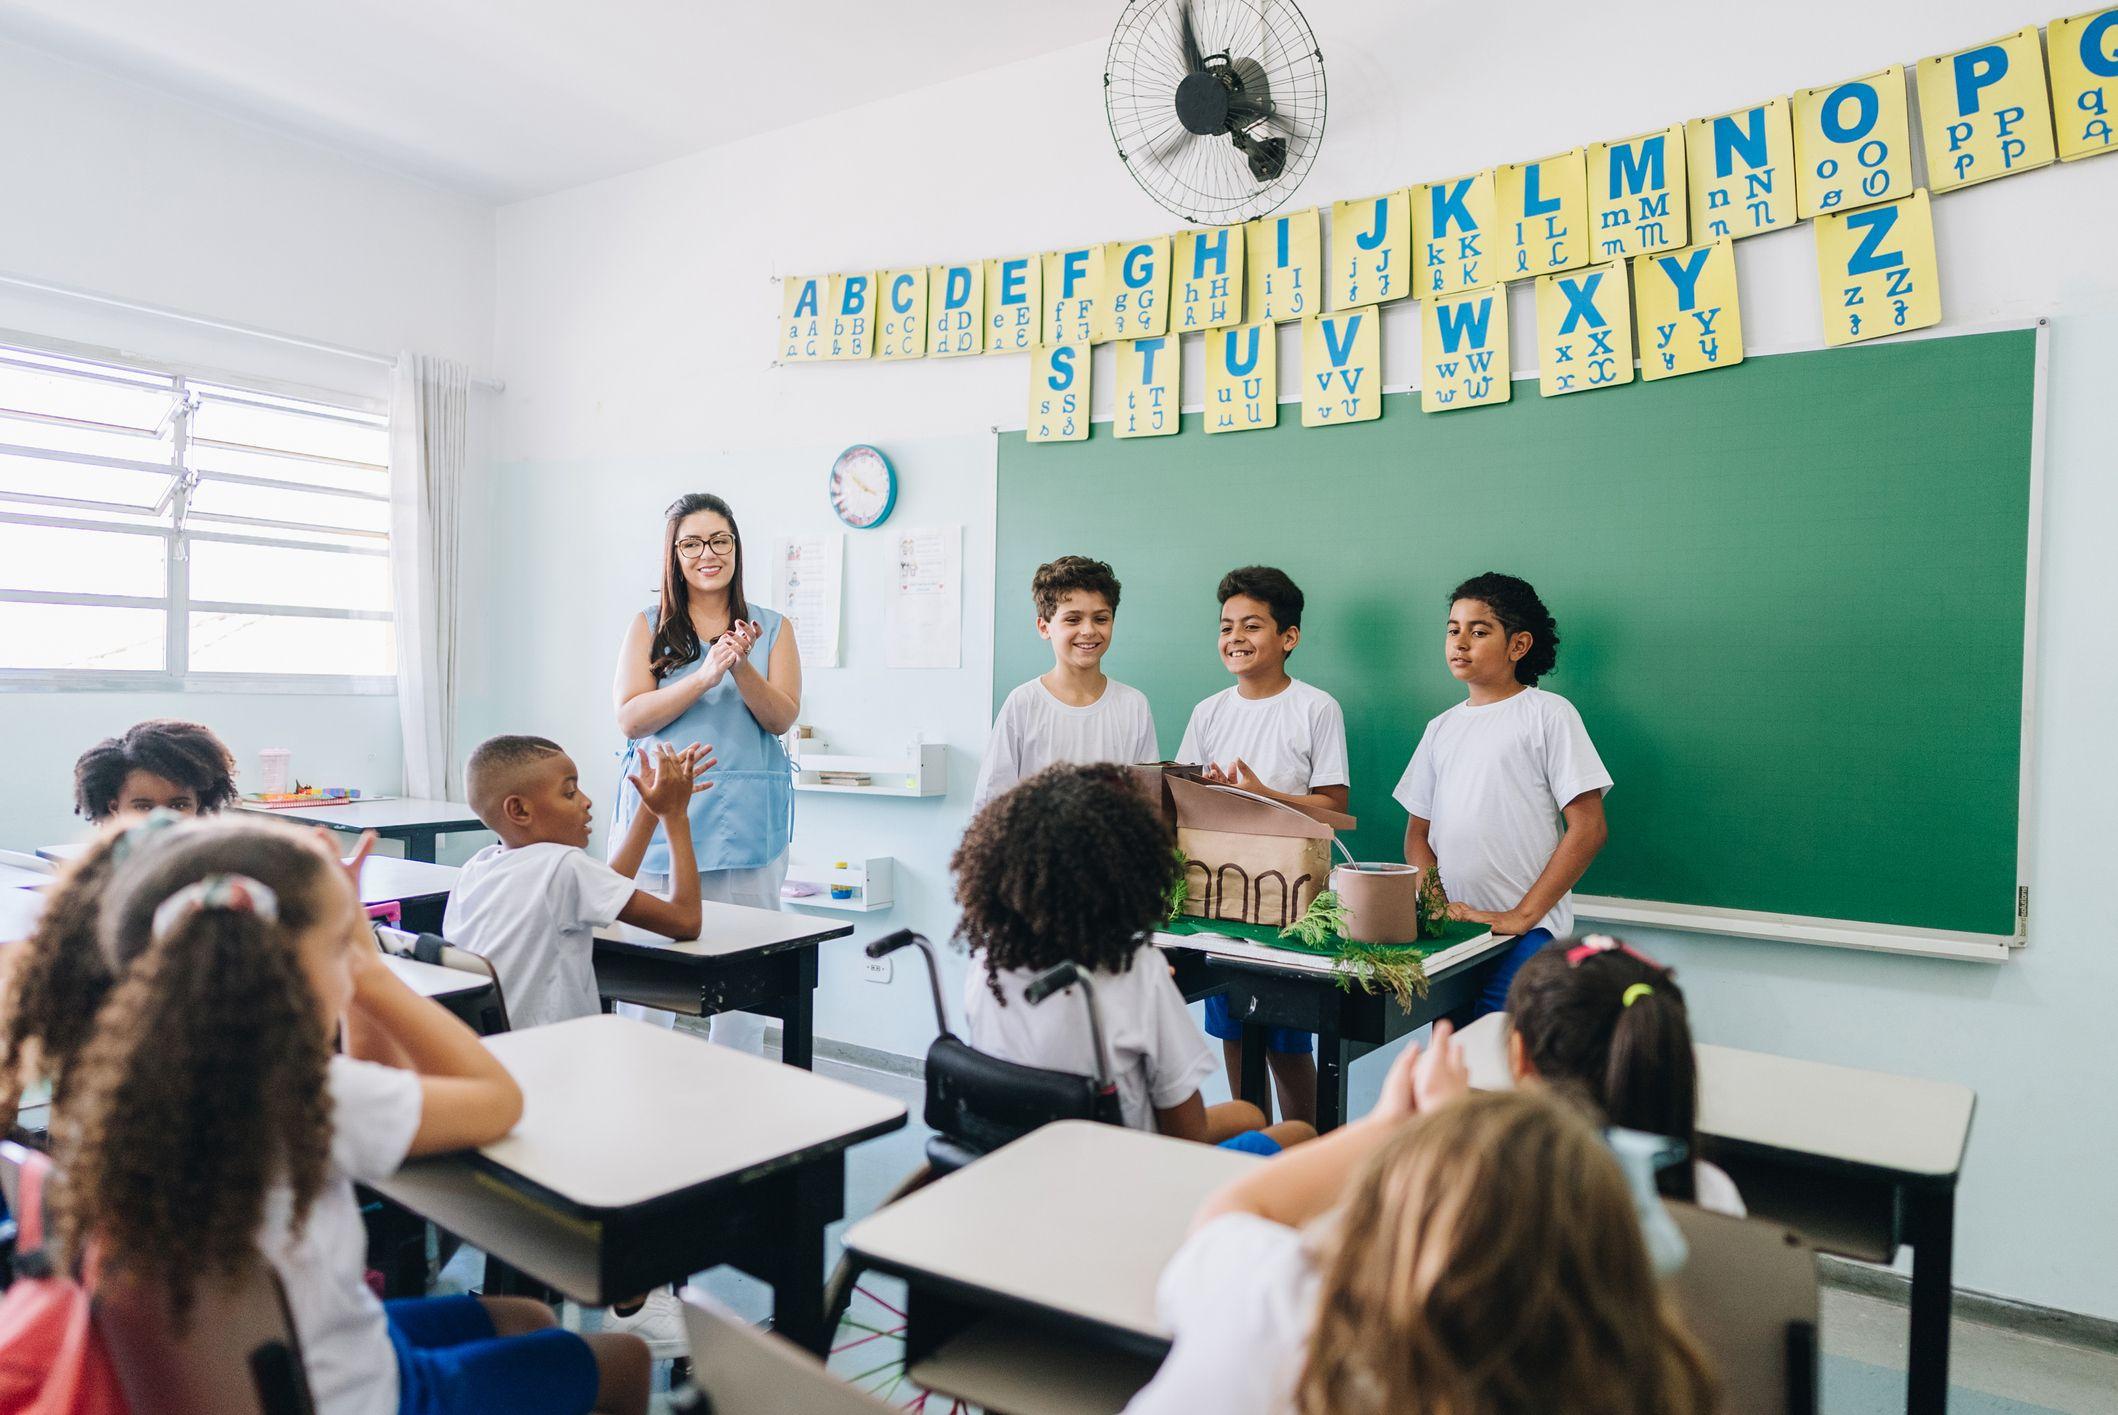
[1129,766,1356,929]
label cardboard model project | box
[1132,766,1356,929]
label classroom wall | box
[0,37,496,850]
[482,0,2116,1317]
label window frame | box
[0,337,395,695]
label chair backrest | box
[679,1286,892,1414]
[921,1035,1125,1174]
[377,926,511,1034]
[1666,1203,1819,1415]
[93,1261,315,1415]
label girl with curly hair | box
[1396,572,1613,1016]
[1126,1035,1717,1415]
[952,763,1312,1153]
[71,718,239,823]
[49,816,651,1415]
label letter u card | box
[1205,321,1277,433]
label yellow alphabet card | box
[1633,239,1743,381]
[1587,128,1688,260]
[1206,321,1277,433]
[1300,308,1381,427]
[779,275,826,363]
[877,269,927,361]
[1175,226,1246,332]
[1027,344,1090,443]
[1113,335,1180,439]
[984,256,1042,354]
[1793,67,1914,217]
[1330,191,1412,309]
[1495,150,1589,279]
[2048,8,2118,161]
[1102,237,1171,340]
[1537,262,1634,396]
[1413,171,1500,297]
[1042,247,1105,347]
[1420,285,1510,412]
[1245,208,1323,322]
[1687,98,1796,240]
[824,273,876,360]
[1813,188,1940,346]
[925,263,983,358]
[1916,28,2056,191]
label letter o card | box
[1537,262,1634,397]
[1027,344,1089,443]
[1633,239,1743,381]
[1813,189,1940,347]
[2048,8,2118,161]
[1916,28,2055,192]
[1794,68,1914,218]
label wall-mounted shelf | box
[783,856,894,913]
[792,745,947,798]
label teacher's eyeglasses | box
[675,534,736,559]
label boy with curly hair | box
[953,763,1312,1154]
[972,555,1159,810]
[1397,572,1612,1016]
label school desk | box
[368,1014,905,1352]
[0,884,43,942]
[381,953,490,1001]
[356,855,457,933]
[1154,926,1508,1132]
[844,1120,1256,1370]
[591,903,853,1069]
[1459,1012,1973,1415]
[0,863,51,892]
[234,796,486,862]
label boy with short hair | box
[973,554,1159,809]
[445,733,711,1030]
[1176,565,1350,1127]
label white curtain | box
[389,353,469,801]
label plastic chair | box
[672,1286,895,1414]
[94,1264,315,1415]
[866,930,1125,1175]
[375,925,511,1035]
[1666,1202,1820,1415]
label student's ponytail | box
[1505,936,1703,1201]
[51,821,335,1323]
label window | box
[0,342,393,689]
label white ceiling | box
[0,0,1112,202]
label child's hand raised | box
[1371,1020,1471,1125]
[630,742,716,820]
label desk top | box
[360,856,459,904]
[0,863,53,891]
[236,796,486,832]
[1153,925,1507,980]
[594,900,851,962]
[845,1121,1256,1343]
[1458,1013,1975,1179]
[383,954,491,1000]
[475,1014,904,1212]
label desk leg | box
[1316,1025,1348,1134]
[403,829,439,864]
[768,1161,836,1356]
[1904,1181,1957,1415]
[779,950,817,1070]
[1239,1024,1269,1113]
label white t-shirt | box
[973,676,1160,809]
[1694,1159,1746,1218]
[260,1055,423,1415]
[1176,679,1350,796]
[962,942,1216,1131]
[1125,1213,1319,1415]
[443,842,638,1029]
[1393,687,1612,937]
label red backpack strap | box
[15,1152,46,1254]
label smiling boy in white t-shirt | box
[1177,565,1350,1129]
[1397,572,1612,1017]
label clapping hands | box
[629,741,717,820]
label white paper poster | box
[885,524,962,669]
[772,533,843,669]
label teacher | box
[612,491,803,1053]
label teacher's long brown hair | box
[650,491,750,678]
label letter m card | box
[1587,127,1688,258]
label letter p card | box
[1916,28,2055,192]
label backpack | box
[0,1153,128,1415]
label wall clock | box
[828,444,897,529]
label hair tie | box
[1622,982,1655,1008]
[1566,934,1664,971]
[111,808,184,863]
[150,874,279,941]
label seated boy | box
[1176,566,1350,1128]
[973,554,1159,809]
[445,734,710,1030]
[954,763,1314,1155]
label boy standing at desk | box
[1397,573,1611,1017]
[1177,566,1350,1128]
[974,555,1159,809]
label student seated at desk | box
[444,734,710,1030]
[44,816,651,1415]
[72,717,238,823]
[1125,1037,1716,1415]
[1506,935,1743,1214]
[954,764,1313,1154]
[972,554,1159,809]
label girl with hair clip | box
[1504,933,1743,1214]
[47,816,651,1415]
[1125,1030,1717,1415]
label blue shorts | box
[388,1295,599,1415]
[1472,928,1556,1018]
[1217,1131,1283,1156]
[1202,993,1314,1054]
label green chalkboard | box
[994,329,2037,940]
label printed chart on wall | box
[773,533,844,668]
[886,524,963,669]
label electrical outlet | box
[862,957,892,984]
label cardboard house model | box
[1131,766,1356,929]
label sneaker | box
[603,1289,688,1360]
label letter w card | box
[1813,189,1939,346]
[1300,308,1381,426]
[1536,262,1635,397]
[1632,239,1743,381]
[1420,285,1511,413]
[2048,8,2118,161]
[1916,28,2055,191]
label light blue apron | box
[614,603,794,876]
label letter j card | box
[1812,188,1940,346]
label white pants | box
[623,850,790,1055]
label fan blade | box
[1144,123,1198,166]
[1178,0,1205,74]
